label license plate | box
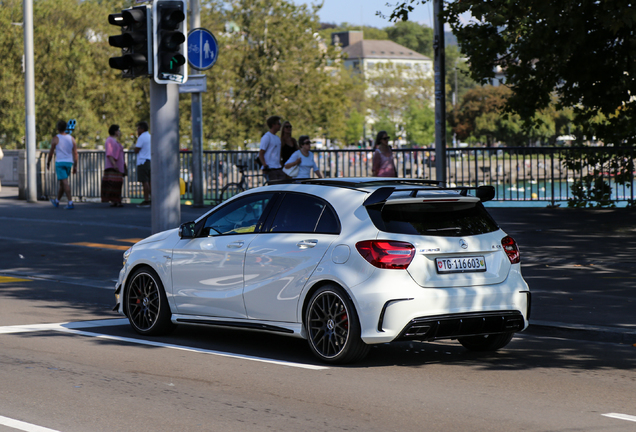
[436,256,487,273]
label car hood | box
[135,228,178,247]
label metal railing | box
[38,146,635,205]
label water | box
[484,180,634,208]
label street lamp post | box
[23,0,37,202]
[433,0,447,184]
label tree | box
[452,85,562,146]
[318,23,388,43]
[0,0,149,149]
[403,100,434,146]
[198,0,355,148]
[344,109,365,146]
[366,61,433,141]
[445,44,477,107]
[385,20,433,57]
[387,0,636,146]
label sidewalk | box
[2,186,635,345]
[487,205,636,344]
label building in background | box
[333,31,433,146]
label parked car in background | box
[114,178,530,364]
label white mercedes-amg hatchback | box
[114,178,530,364]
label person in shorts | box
[46,120,78,209]
[135,121,151,207]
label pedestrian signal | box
[108,5,152,78]
[152,0,188,84]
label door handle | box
[227,241,244,248]
[297,239,318,249]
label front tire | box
[305,285,369,364]
[125,267,175,336]
[458,332,514,352]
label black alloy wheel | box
[306,285,369,364]
[125,267,175,336]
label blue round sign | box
[187,28,218,71]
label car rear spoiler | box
[363,185,496,207]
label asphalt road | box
[0,188,635,431]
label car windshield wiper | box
[426,227,461,232]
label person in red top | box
[101,124,126,207]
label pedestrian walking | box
[372,131,397,177]
[46,120,78,209]
[280,121,298,168]
[283,135,323,179]
[101,124,126,207]
[134,121,151,207]
[258,115,286,182]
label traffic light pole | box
[190,0,204,207]
[150,80,181,234]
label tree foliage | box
[366,62,433,144]
[388,0,636,146]
[0,0,362,150]
[318,23,388,42]
[0,0,150,149]
[385,20,433,58]
[193,0,360,148]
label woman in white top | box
[284,135,323,179]
[46,120,78,209]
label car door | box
[243,192,341,322]
[171,193,275,318]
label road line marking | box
[0,319,329,370]
[0,216,146,230]
[69,242,129,251]
[602,413,636,423]
[0,415,61,432]
[0,271,113,290]
[0,276,31,283]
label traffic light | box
[153,0,188,84]
[108,6,152,79]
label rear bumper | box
[352,268,530,344]
[396,310,525,342]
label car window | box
[315,205,340,234]
[269,193,340,234]
[367,201,498,237]
[202,193,274,236]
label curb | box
[527,320,636,345]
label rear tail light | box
[502,236,520,264]
[356,240,415,269]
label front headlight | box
[123,247,132,266]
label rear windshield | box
[367,201,499,237]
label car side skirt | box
[171,314,304,338]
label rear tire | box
[125,267,175,336]
[305,285,370,364]
[220,183,245,202]
[458,332,514,352]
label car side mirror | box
[179,221,196,239]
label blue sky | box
[293,0,437,29]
